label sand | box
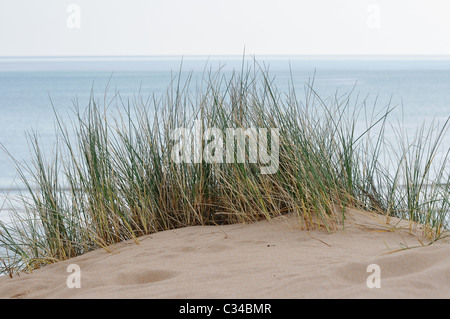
[0,209,449,299]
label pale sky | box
[1,0,450,57]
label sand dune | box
[0,209,449,299]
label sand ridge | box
[0,209,449,298]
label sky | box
[1,0,450,57]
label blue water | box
[0,57,449,212]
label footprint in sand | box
[115,270,177,286]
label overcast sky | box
[1,0,450,57]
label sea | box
[0,56,449,220]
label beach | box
[0,58,449,300]
[1,209,448,299]
[2,0,450,304]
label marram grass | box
[0,61,449,276]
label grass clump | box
[0,59,449,275]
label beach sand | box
[0,209,449,299]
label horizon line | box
[2,54,450,61]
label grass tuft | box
[0,59,448,274]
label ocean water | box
[0,57,449,215]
